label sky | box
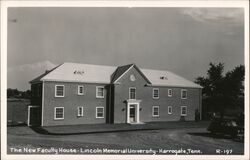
[7,7,244,91]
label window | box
[55,85,64,97]
[181,89,187,99]
[77,106,84,117]
[168,106,173,114]
[153,88,159,99]
[152,106,159,117]
[129,87,136,99]
[181,106,187,116]
[168,89,172,97]
[96,107,104,118]
[78,85,84,95]
[54,107,64,120]
[96,86,104,98]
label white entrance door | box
[127,103,140,123]
[129,105,136,122]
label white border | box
[54,107,64,120]
[152,106,160,117]
[180,106,187,116]
[127,102,140,123]
[168,106,173,114]
[1,1,249,160]
[168,89,173,97]
[152,88,160,99]
[129,87,136,99]
[96,86,104,98]
[96,106,104,118]
[27,105,39,126]
[55,85,65,97]
[181,89,187,99]
[78,85,84,95]
[77,106,84,117]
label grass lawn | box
[7,98,30,125]
[7,121,244,155]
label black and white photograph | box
[1,1,249,160]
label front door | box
[127,102,140,123]
[129,105,136,122]
[28,106,41,126]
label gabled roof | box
[30,62,202,88]
[111,64,151,84]
[111,64,133,83]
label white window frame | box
[129,87,136,100]
[152,106,160,117]
[54,107,64,120]
[181,89,187,99]
[168,89,173,97]
[96,106,104,118]
[96,86,105,98]
[77,106,84,117]
[78,85,84,95]
[152,88,159,99]
[55,85,65,97]
[168,106,173,114]
[181,106,187,116]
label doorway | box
[129,105,136,122]
[28,106,41,126]
[127,102,140,124]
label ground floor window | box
[181,106,187,116]
[168,106,173,114]
[77,106,84,117]
[96,107,104,118]
[54,107,64,120]
[152,106,159,117]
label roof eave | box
[145,83,202,89]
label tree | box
[195,63,244,119]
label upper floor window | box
[77,106,84,117]
[55,85,64,97]
[129,87,136,99]
[96,86,104,98]
[181,106,187,116]
[181,89,187,99]
[78,85,84,95]
[168,89,172,97]
[168,106,173,114]
[54,107,64,120]
[152,106,159,117]
[96,106,104,118]
[152,88,159,99]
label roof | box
[41,62,117,84]
[141,69,202,88]
[111,64,133,83]
[30,62,202,88]
[29,64,61,83]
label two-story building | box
[28,62,202,126]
